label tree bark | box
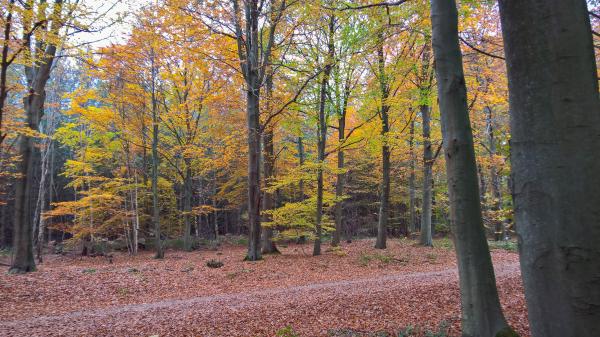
[313,14,335,256]
[246,85,261,260]
[418,39,433,247]
[183,163,193,251]
[331,113,345,247]
[11,0,63,273]
[375,30,390,250]
[499,1,600,336]
[419,103,433,247]
[485,107,504,241]
[408,118,416,233]
[430,1,516,336]
[150,49,163,259]
[297,136,305,200]
[261,127,279,254]
[261,67,278,254]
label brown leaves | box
[0,239,528,337]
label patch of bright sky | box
[72,0,152,49]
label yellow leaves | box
[192,205,219,216]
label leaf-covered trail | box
[0,240,529,336]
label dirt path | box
[0,262,524,337]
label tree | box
[228,0,287,261]
[417,36,434,247]
[374,29,390,250]
[313,12,335,256]
[429,0,517,336]
[11,0,64,273]
[499,1,600,336]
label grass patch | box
[226,268,252,279]
[0,248,10,257]
[329,321,449,337]
[81,268,97,274]
[425,253,438,262]
[117,287,130,296]
[358,252,395,266]
[488,240,518,252]
[328,246,348,257]
[434,237,454,250]
[276,326,299,337]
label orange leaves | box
[0,240,528,337]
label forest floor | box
[0,238,528,337]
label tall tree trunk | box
[375,30,390,250]
[478,163,486,205]
[11,0,63,273]
[261,68,278,254]
[499,1,600,336]
[408,118,416,233]
[485,107,503,241]
[297,136,305,200]
[35,136,52,263]
[261,127,279,254]
[313,14,335,256]
[150,50,163,259]
[35,103,57,263]
[430,1,516,336]
[132,170,139,255]
[212,177,218,241]
[419,40,433,247]
[11,132,37,273]
[332,113,345,247]
[183,162,193,251]
[246,83,262,260]
[419,103,433,247]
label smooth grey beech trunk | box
[499,1,600,336]
[430,0,516,336]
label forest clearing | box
[1,0,598,336]
[1,239,527,337]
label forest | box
[0,0,599,336]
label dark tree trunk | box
[408,118,417,233]
[430,0,516,336]
[499,1,600,336]
[485,107,504,241]
[297,136,305,200]
[11,118,38,273]
[419,103,433,247]
[261,127,278,254]
[375,30,390,250]
[246,85,262,260]
[332,113,345,247]
[478,163,486,206]
[419,39,433,247]
[150,50,163,259]
[11,0,63,272]
[183,163,193,251]
[313,14,335,256]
